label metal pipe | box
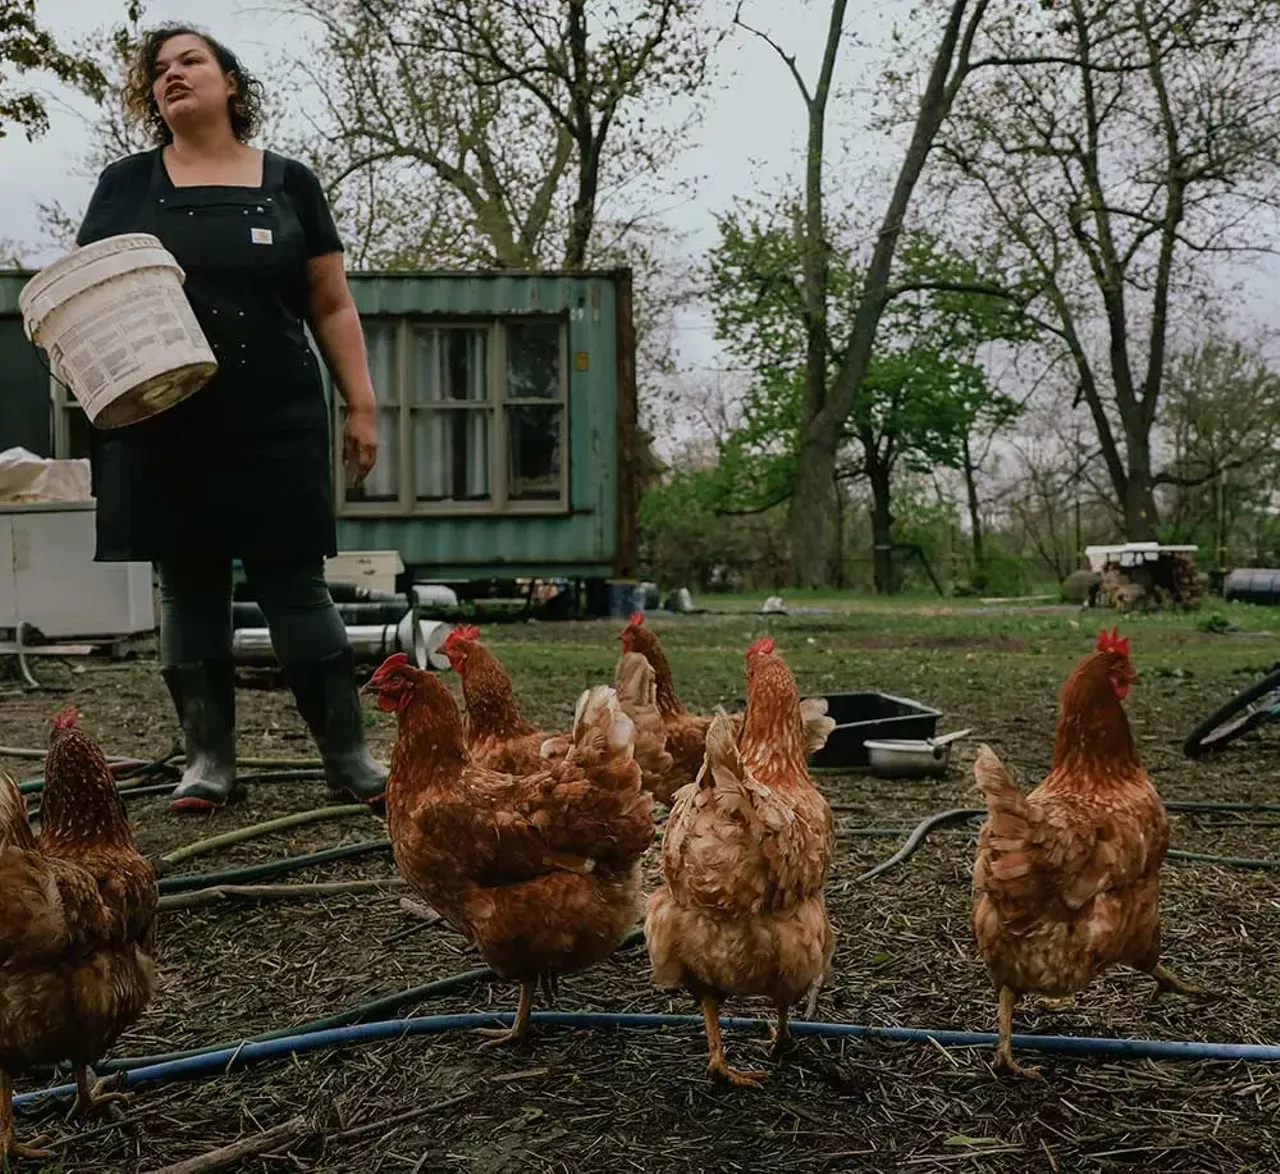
[232,601,413,628]
[232,615,453,670]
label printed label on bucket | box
[47,288,207,414]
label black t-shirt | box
[75,148,343,331]
[77,147,342,253]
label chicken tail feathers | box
[613,652,674,783]
[697,709,746,793]
[0,770,36,850]
[973,744,1026,816]
[972,744,1038,886]
[572,684,636,764]
[799,696,837,754]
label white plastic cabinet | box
[0,502,154,638]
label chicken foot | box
[475,980,534,1049]
[0,1072,53,1163]
[70,1067,132,1119]
[992,987,1044,1081]
[702,996,766,1087]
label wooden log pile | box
[1094,550,1205,612]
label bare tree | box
[285,0,719,270]
[935,0,1280,540]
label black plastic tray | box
[808,691,942,770]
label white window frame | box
[336,315,570,518]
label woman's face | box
[152,34,234,132]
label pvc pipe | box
[233,616,420,667]
[17,1012,1280,1109]
[82,929,647,1075]
[232,616,452,670]
[158,839,392,894]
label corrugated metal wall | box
[0,272,54,456]
[0,268,632,579]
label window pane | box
[348,321,399,502]
[506,321,561,400]
[411,327,488,404]
[508,404,562,501]
[413,408,491,502]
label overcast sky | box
[7,1,1277,384]
[4,0,915,376]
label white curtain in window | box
[359,322,399,500]
[411,327,490,500]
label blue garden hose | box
[16,1012,1280,1109]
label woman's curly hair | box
[123,25,265,145]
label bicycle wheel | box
[1183,666,1280,757]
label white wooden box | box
[324,550,404,594]
[0,502,154,638]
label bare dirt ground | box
[3,604,1279,1172]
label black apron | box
[90,150,336,562]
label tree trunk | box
[1123,440,1159,541]
[784,0,983,587]
[961,434,985,585]
[868,459,894,595]
[788,438,839,589]
[831,476,846,588]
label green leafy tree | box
[0,0,108,141]
[1162,331,1280,566]
[706,202,1029,592]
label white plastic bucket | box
[19,233,217,429]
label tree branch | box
[731,2,813,106]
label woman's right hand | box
[343,401,378,489]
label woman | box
[76,25,386,811]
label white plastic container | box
[19,233,217,429]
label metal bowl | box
[863,729,970,779]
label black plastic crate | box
[808,692,942,770]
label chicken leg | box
[1149,962,1210,1000]
[475,980,535,1049]
[769,1002,796,1061]
[992,987,1043,1081]
[702,996,766,1086]
[0,1072,53,1162]
[71,1066,132,1119]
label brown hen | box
[444,625,673,798]
[972,628,1203,1079]
[441,625,554,774]
[617,612,834,804]
[0,708,158,1163]
[645,637,834,1085]
[368,653,653,1047]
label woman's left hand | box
[343,402,379,488]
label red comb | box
[1095,627,1130,657]
[747,636,776,659]
[628,610,645,627]
[52,705,80,730]
[443,624,480,648]
[371,652,410,681]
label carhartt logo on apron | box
[250,227,273,245]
